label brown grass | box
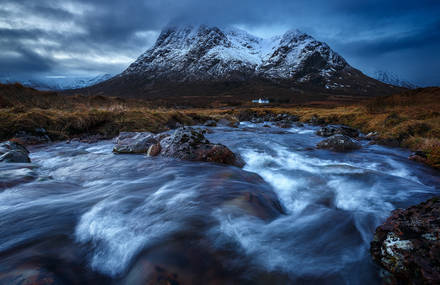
[246,87,440,169]
[1,83,440,169]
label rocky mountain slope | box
[81,25,401,104]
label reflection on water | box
[0,122,438,284]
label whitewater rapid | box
[0,122,438,284]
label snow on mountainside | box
[83,25,398,102]
[373,71,417,89]
[1,74,113,91]
[123,25,348,86]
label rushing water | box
[0,123,439,284]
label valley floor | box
[1,83,439,169]
[1,83,440,284]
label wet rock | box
[13,129,51,146]
[409,150,428,164]
[250,117,264,124]
[269,114,299,128]
[275,122,292,128]
[147,143,162,157]
[229,121,240,128]
[0,141,30,163]
[160,127,245,167]
[274,113,299,123]
[218,118,239,128]
[154,133,171,142]
[197,127,216,135]
[0,264,67,285]
[370,197,440,284]
[316,134,361,152]
[113,132,158,154]
[316,125,359,138]
[121,170,285,285]
[224,189,285,220]
[0,164,37,189]
[124,240,240,285]
[204,119,217,127]
[0,237,111,285]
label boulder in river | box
[370,197,440,284]
[275,122,292,128]
[316,125,359,138]
[147,143,162,157]
[13,129,51,146]
[273,113,299,123]
[316,134,361,152]
[0,164,37,189]
[409,150,428,164]
[0,141,30,163]
[160,127,245,167]
[237,110,299,124]
[204,119,217,127]
[113,132,158,154]
[112,128,245,167]
[218,118,239,128]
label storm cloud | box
[1,0,439,86]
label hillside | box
[77,25,401,102]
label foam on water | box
[207,128,438,281]
[0,123,438,284]
[75,174,201,276]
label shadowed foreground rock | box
[160,127,245,167]
[316,134,361,152]
[113,128,245,167]
[113,132,158,154]
[370,197,440,284]
[0,141,31,163]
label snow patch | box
[123,25,347,82]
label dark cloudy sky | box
[1,0,439,86]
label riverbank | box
[1,83,439,169]
[269,88,440,169]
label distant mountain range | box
[0,74,113,91]
[373,71,417,89]
[79,25,400,104]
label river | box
[0,122,439,284]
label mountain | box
[81,25,401,105]
[1,74,113,91]
[373,71,417,89]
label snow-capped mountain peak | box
[123,25,348,83]
[86,25,396,100]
